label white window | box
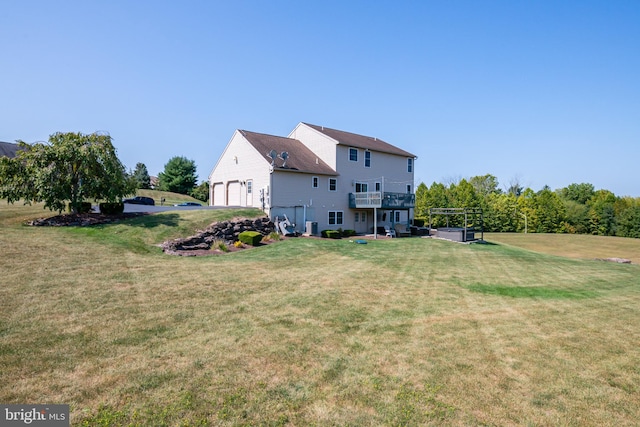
[247,180,252,194]
[329,178,337,191]
[407,158,413,173]
[312,176,319,188]
[355,182,368,193]
[361,211,367,222]
[349,148,358,162]
[355,212,360,222]
[395,211,401,223]
[329,211,344,225]
[365,151,371,168]
[375,182,381,192]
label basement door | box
[354,211,369,234]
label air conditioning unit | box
[305,221,318,236]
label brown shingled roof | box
[239,130,337,176]
[0,141,22,158]
[303,123,415,158]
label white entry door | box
[354,211,368,234]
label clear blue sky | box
[2,0,639,196]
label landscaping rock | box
[161,217,275,255]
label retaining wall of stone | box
[161,217,275,253]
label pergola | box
[429,207,484,242]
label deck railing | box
[349,192,415,209]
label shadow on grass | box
[124,213,181,228]
[475,240,499,246]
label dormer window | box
[349,148,358,162]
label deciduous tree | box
[190,180,210,202]
[0,132,134,213]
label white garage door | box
[227,181,241,206]
[212,183,225,206]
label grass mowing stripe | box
[466,284,599,299]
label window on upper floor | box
[407,184,411,193]
[407,158,413,173]
[375,182,381,192]
[365,151,371,168]
[355,182,368,193]
[312,176,319,188]
[349,148,358,162]
[329,178,337,191]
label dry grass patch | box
[486,232,640,264]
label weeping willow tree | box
[0,131,135,213]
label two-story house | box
[208,122,416,235]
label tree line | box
[1,133,635,237]
[415,175,640,238]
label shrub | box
[239,231,263,246]
[268,231,281,241]
[261,232,281,243]
[412,218,425,227]
[233,240,244,248]
[321,230,342,239]
[69,202,93,213]
[342,229,356,237]
[217,241,229,252]
[99,202,125,215]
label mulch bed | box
[28,212,149,226]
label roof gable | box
[239,130,337,176]
[302,123,415,158]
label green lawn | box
[2,203,639,426]
[135,189,204,206]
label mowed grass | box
[486,232,640,265]
[1,204,640,426]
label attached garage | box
[227,181,241,206]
